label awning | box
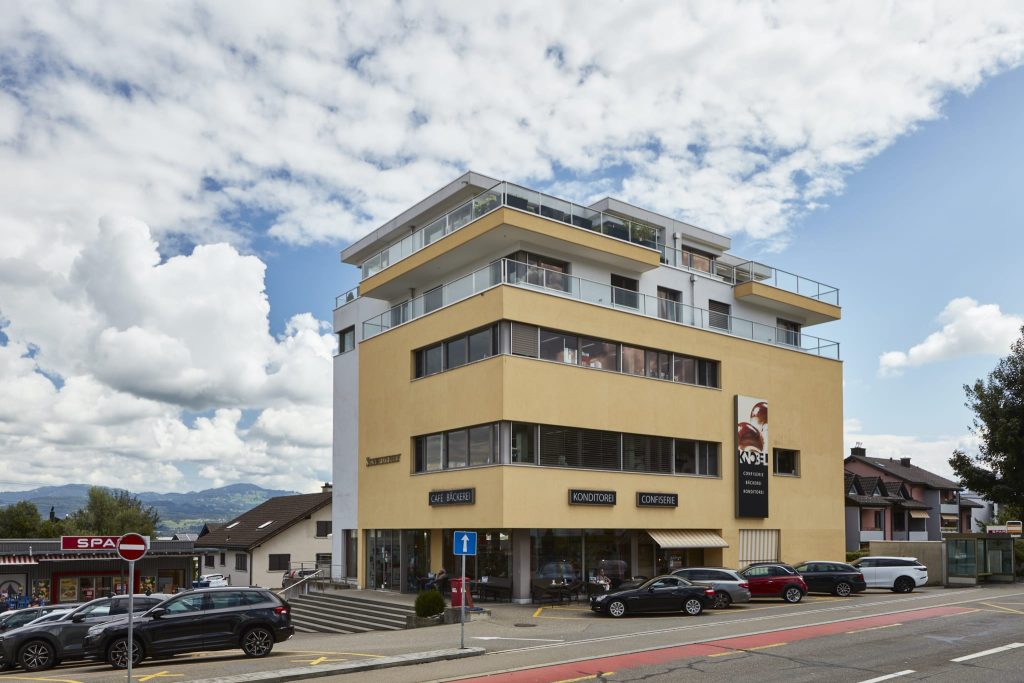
[941,514,959,523]
[909,510,930,519]
[0,555,38,565]
[647,530,728,549]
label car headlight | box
[87,624,105,635]
[594,594,608,602]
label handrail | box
[335,285,360,309]
[274,568,325,598]
[354,180,839,308]
[362,258,840,359]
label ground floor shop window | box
[530,529,631,600]
[442,529,511,586]
[57,574,119,602]
[157,569,184,594]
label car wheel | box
[683,598,704,616]
[783,586,804,603]
[834,582,852,597]
[712,591,732,609]
[107,637,143,670]
[18,639,56,672]
[607,600,627,618]
[893,577,915,593]
[241,626,275,657]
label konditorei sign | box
[366,454,401,467]
[736,394,769,518]
[569,489,616,506]
[636,492,679,508]
[428,488,476,506]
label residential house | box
[198,486,333,588]
[844,446,975,551]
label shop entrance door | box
[366,530,401,590]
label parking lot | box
[3,585,1021,683]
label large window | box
[414,423,499,473]
[777,318,801,347]
[773,448,800,476]
[621,345,645,376]
[415,325,498,378]
[540,330,578,364]
[268,554,290,571]
[611,274,639,309]
[507,251,571,292]
[674,440,720,476]
[623,434,672,474]
[579,337,618,370]
[657,287,682,322]
[708,300,731,330]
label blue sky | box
[1,3,1023,492]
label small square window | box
[773,448,800,476]
[338,327,355,354]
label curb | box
[188,647,486,683]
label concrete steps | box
[288,591,416,634]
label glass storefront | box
[403,530,429,591]
[443,529,511,581]
[530,529,631,599]
[366,529,401,590]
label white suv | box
[851,556,928,592]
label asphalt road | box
[1,584,1021,683]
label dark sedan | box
[83,587,293,669]
[794,561,867,596]
[590,575,714,618]
[0,604,81,633]
[0,594,168,671]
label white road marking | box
[475,636,566,642]
[951,642,1024,663]
[858,670,916,683]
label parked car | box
[672,568,751,608]
[281,568,320,587]
[793,561,867,596]
[194,574,229,588]
[0,604,80,633]
[739,563,808,603]
[83,587,293,669]
[0,594,169,672]
[850,556,928,592]
[590,575,714,617]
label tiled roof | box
[960,497,985,509]
[844,470,931,510]
[846,455,960,489]
[199,492,331,550]
[846,494,892,507]
[894,498,931,510]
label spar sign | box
[61,535,151,553]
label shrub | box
[415,589,445,617]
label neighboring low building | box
[844,446,975,551]
[198,486,333,588]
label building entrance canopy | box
[647,530,728,549]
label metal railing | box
[354,180,839,307]
[362,259,840,359]
[335,285,360,309]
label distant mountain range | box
[0,483,299,535]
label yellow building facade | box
[332,173,844,601]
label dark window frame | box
[338,326,355,354]
[316,520,332,538]
[773,448,800,476]
[414,422,499,473]
[268,554,291,572]
[235,553,248,571]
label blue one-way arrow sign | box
[453,530,477,556]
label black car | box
[794,561,868,596]
[0,594,168,672]
[590,575,714,618]
[83,587,293,669]
[0,604,81,633]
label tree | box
[0,501,42,537]
[63,487,160,536]
[950,325,1024,508]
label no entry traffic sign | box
[116,533,149,561]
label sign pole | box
[460,553,466,649]
[127,559,134,682]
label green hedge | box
[415,589,446,617]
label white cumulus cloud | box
[879,297,1023,376]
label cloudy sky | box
[1,2,1022,494]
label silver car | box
[672,568,751,608]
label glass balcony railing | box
[334,285,359,309]
[359,182,661,280]
[362,259,840,359]
[356,180,839,308]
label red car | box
[739,563,807,603]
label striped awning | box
[941,514,959,523]
[647,530,729,549]
[0,555,38,565]
[909,510,930,519]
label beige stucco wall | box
[357,285,844,584]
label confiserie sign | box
[636,492,678,508]
[366,454,401,467]
[428,488,476,506]
[568,489,616,506]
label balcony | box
[860,530,885,542]
[334,285,359,310]
[361,259,840,359]
[354,182,839,319]
[940,503,959,515]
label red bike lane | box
[454,605,973,683]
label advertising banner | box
[736,395,769,518]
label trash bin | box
[449,578,474,608]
